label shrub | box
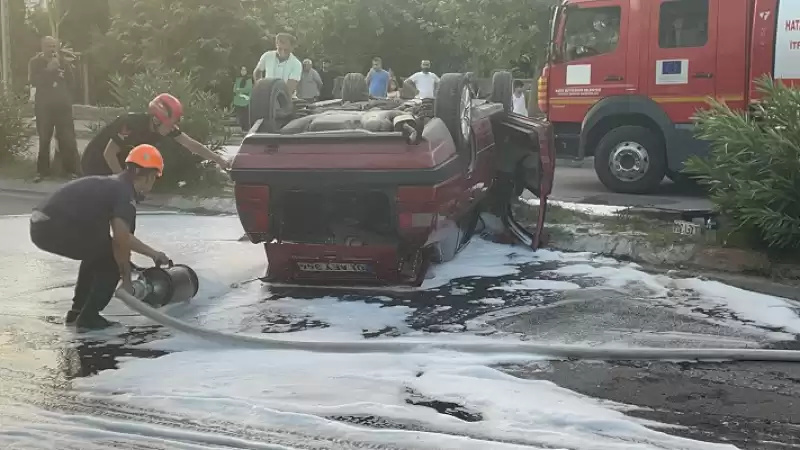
[101,68,231,190]
[0,90,33,162]
[685,76,800,251]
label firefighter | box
[80,93,230,176]
[30,145,171,331]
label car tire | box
[341,73,369,102]
[490,71,513,114]
[594,125,666,194]
[435,73,473,154]
[249,78,293,133]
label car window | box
[658,0,709,49]
[562,6,622,62]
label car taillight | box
[234,185,270,235]
[537,65,549,115]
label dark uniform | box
[28,52,79,177]
[30,174,138,327]
[81,113,182,176]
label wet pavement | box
[1,198,799,449]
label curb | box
[545,226,800,301]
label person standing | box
[318,60,340,100]
[27,36,80,182]
[254,33,303,97]
[511,80,529,116]
[366,57,390,99]
[405,60,440,99]
[296,59,323,101]
[232,66,253,132]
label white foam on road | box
[520,197,627,217]
[55,349,733,450]
[5,212,798,450]
[547,263,669,296]
[421,238,599,290]
[489,279,581,292]
[668,278,800,334]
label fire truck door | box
[645,0,719,123]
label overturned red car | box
[229,71,554,287]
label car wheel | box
[250,78,293,133]
[341,73,369,102]
[435,73,473,154]
[594,125,666,194]
[490,71,513,114]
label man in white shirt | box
[511,79,529,116]
[405,60,440,99]
[254,33,303,96]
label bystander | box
[366,57,390,99]
[254,33,303,97]
[318,60,340,100]
[297,59,323,101]
[27,36,79,182]
[232,66,253,131]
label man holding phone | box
[28,36,80,182]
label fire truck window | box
[562,6,621,62]
[658,0,709,48]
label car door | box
[644,0,719,123]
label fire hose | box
[113,285,800,362]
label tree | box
[0,0,40,90]
[433,0,557,76]
[92,0,268,92]
[266,0,469,75]
[685,77,800,251]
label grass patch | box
[514,200,701,247]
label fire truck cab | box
[540,0,800,194]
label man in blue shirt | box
[366,57,390,99]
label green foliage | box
[433,0,557,76]
[105,68,230,190]
[685,76,800,251]
[91,0,556,100]
[0,90,33,162]
[91,0,267,96]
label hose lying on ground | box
[115,289,800,362]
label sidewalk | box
[0,177,236,214]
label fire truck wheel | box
[250,78,293,132]
[594,125,666,194]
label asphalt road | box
[551,161,714,212]
[0,182,797,449]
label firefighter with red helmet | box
[31,144,172,331]
[80,93,230,176]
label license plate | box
[673,220,702,236]
[296,262,372,273]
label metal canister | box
[138,263,200,308]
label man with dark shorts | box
[80,93,230,176]
[31,145,171,331]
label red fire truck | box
[538,0,800,194]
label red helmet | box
[148,93,183,129]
